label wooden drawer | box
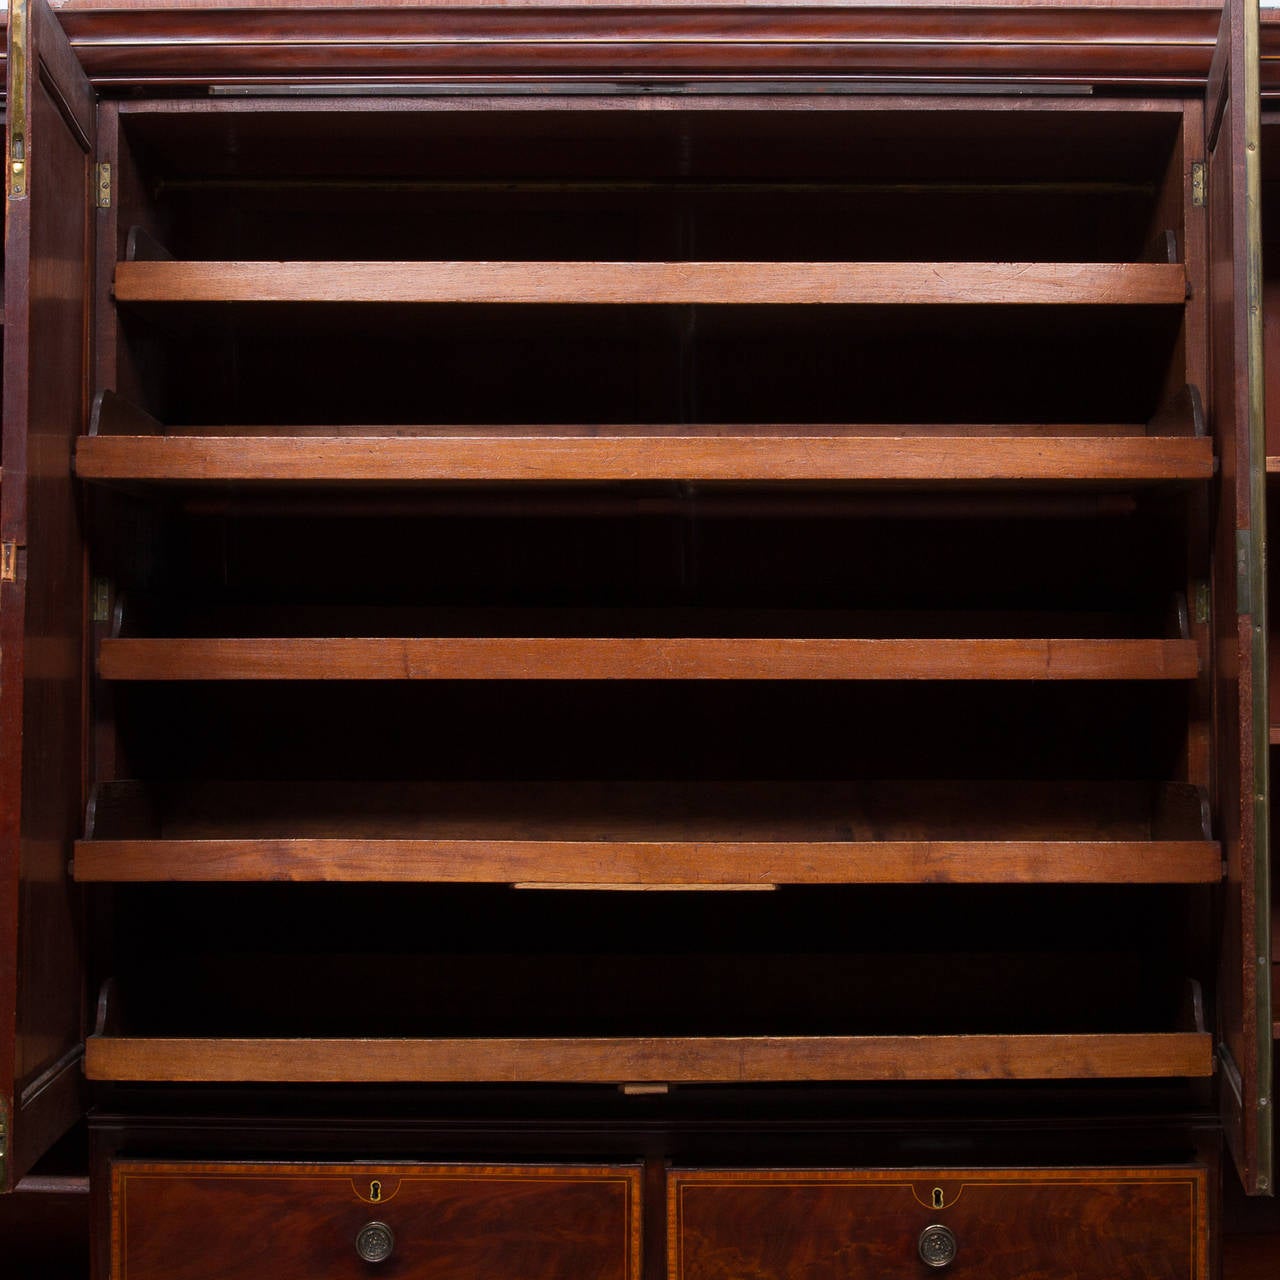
[111,1161,641,1280]
[669,1167,1208,1280]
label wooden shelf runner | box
[96,636,1200,682]
[112,260,1188,306]
[74,780,1220,886]
[83,1033,1215,1084]
[75,429,1214,485]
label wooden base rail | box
[82,1033,1215,1084]
[96,636,1201,681]
[112,260,1189,307]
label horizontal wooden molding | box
[24,4,1225,89]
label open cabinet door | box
[0,0,94,1190]
[1208,0,1274,1196]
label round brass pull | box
[355,1221,395,1264]
[918,1224,957,1269]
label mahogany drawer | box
[669,1167,1208,1280]
[111,1161,641,1280]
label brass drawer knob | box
[918,1224,957,1269]
[355,1221,395,1264]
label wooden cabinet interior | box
[2,5,1280,1274]
[71,91,1227,1095]
[0,0,1269,1249]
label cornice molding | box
[0,3,1225,90]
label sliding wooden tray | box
[74,779,1221,886]
[75,427,1214,485]
[75,386,1212,484]
[111,260,1188,306]
[96,635,1200,681]
[82,1032,1215,1084]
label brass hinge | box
[8,0,29,199]
[96,163,112,210]
[1237,529,1255,615]
[1,542,23,583]
[92,578,112,623]
[1192,162,1206,208]
[1194,581,1210,625]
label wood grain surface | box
[74,779,1220,885]
[96,636,1202,681]
[112,1162,641,1280]
[670,1166,1208,1280]
[73,837,1222,885]
[84,1033,1215,1084]
[75,431,1215,483]
[0,0,94,1189]
[112,260,1188,306]
[42,4,1225,90]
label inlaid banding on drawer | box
[111,1161,642,1280]
[669,1166,1208,1280]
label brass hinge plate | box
[8,0,29,199]
[1192,161,1206,208]
[1,542,23,583]
[1194,581,1210,625]
[96,163,112,209]
[92,578,111,623]
[1237,529,1255,615]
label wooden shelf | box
[74,780,1220,886]
[83,1032,1214,1085]
[96,635,1199,682]
[74,427,1214,485]
[112,260,1188,307]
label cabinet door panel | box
[0,0,94,1190]
[1206,0,1273,1196]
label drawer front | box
[112,1161,641,1280]
[669,1167,1207,1280]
